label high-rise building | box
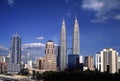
[8,32,21,73]
[43,40,57,71]
[68,54,79,70]
[72,17,80,55]
[84,56,94,70]
[101,48,118,73]
[56,46,60,70]
[60,19,67,71]
[34,57,45,70]
[118,57,120,73]
[10,32,21,64]
[96,52,101,71]
[96,48,118,73]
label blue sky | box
[0,0,120,59]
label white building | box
[79,55,83,63]
[117,57,120,72]
[96,52,101,71]
[26,53,32,69]
[96,48,118,73]
[0,56,5,63]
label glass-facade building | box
[9,32,21,73]
[68,54,79,70]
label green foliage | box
[41,70,120,81]
[32,70,36,79]
[19,68,29,76]
[36,72,42,80]
[31,70,120,81]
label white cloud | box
[0,46,8,51]
[90,16,108,23]
[7,0,15,6]
[37,36,44,40]
[114,14,120,20]
[65,0,69,3]
[22,42,45,49]
[82,0,104,11]
[82,0,120,22]
[22,42,45,61]
[0,46,8,55]
[67,12,71,17]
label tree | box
[32,70,36,79]
[36,72,42,80]
[20,68,29,76]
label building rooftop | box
[48,40,53,42]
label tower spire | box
[72,15,80,55]
[62,18,65,25]
[60,19,67,70]
[75,14,78,22]
[15,31,18,34]
[75,14,77,20]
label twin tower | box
[60,17,80,70]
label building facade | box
[0,56,7,73]
[24,53,32,70]
[60,19,67,71]
[118,57,120,72]
[34,57,45,70]
[96,48,118,73]
[79,55,83,63]
[0,56,5,63]
[9,32,21,73]
[96,52,101,71]
[68,54,79,70]
[72,17,80,55]
[84,56,94,70]
[43,40,57,71]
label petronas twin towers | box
[60,17,80,70]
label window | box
[99,57,101,63]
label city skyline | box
[0,0,120,59]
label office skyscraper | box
[43,40,57,71]
[9,32,21,72]
[10,32,21,64]
[68,54,79,70]
[72,17,80,55]
[60,19,67,71]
